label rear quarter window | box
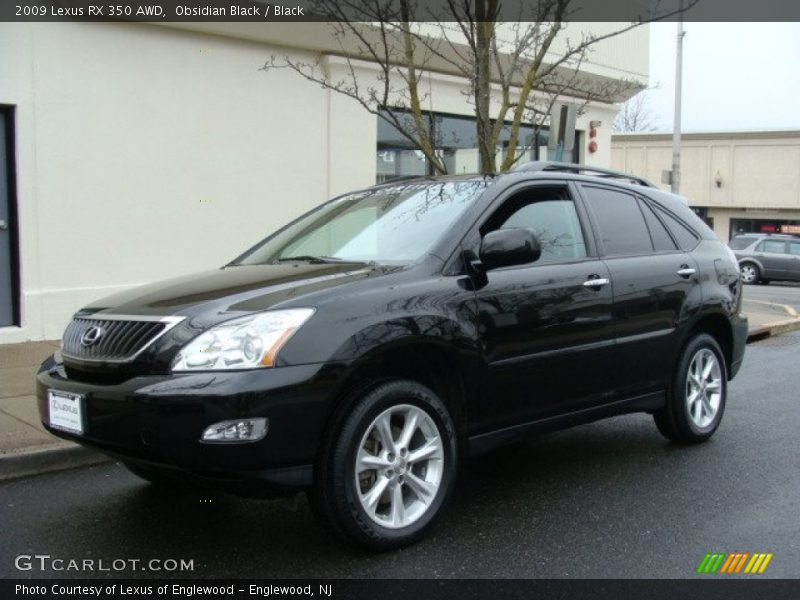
[651,204,700,251]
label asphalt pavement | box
[1,332,799,579]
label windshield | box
[234,180,488,266]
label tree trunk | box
[474,1,497,175]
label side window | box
[483,189,587,263]
[652,205,700,251]
[638,199,678,252]
[582,186,653,256]
[759,240,787,254]
[789,242,800,256]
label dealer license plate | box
[48,390,85,435]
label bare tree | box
[613,89,661,132]
[263,0,694,175]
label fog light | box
[201,418,268,443]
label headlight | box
[172,309,315,372]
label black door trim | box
[467,390,666,455]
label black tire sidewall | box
[329,380,457,549]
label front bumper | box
[36,357,341,495]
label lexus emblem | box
[80,325,105,347]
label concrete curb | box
[747,317,800,342]
[744,299,800,318]
[0,444,110,482]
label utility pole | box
[671,3,686,194]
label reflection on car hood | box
[80,263,392,319]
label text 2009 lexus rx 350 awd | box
[37,162,747,550]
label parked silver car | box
[730,233,800,284]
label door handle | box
[677,266,696,278]
[0,220,7,231]
[583,277,610,288]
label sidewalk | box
[741,298,800,339]
[2,300,800,481]
[0,341,108,480]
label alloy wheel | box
[685,348,723,429]
[354,404,444,529]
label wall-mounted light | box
[714,171,723,188]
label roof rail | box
[510,161,655,187]
[380,175,424,183]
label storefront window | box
[730,218,800,239]
[376,109,579,183]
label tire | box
[310,379,457,550]
[739,262,760,284]
[122,460,193,487]
[654,333,727,443]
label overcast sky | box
[644,22,800,132]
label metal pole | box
[671,3,685,194]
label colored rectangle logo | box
[697,552,773,574]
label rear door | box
[579,184,701,398]
[471,182,616,432]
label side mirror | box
[479,228,541,270]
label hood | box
[81,263,391,320]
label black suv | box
[37,162,747,550]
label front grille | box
[61,315,184,362]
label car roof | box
[373,162,707,235]
[376,161,681,201]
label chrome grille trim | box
[61,314,186,363]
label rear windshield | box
[729,236,757,250]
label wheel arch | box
[688,312,734,379]
[738,258,762,276]
[320,338,476,459]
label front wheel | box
[739,262,760,284]
[654,333,727,443]
[310,380,457,550]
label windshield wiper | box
[275,255,350,264]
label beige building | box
[0,21,648,343]
[611,130,800,242]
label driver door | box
[472,184,616,434]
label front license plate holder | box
[48,390,86,435]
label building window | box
[730,218,800,240]
[376,109,579,183]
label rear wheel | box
[739,262,760,284]
[654,333,727,443]
[309,379,457,550]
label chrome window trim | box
[61,314,186,364]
